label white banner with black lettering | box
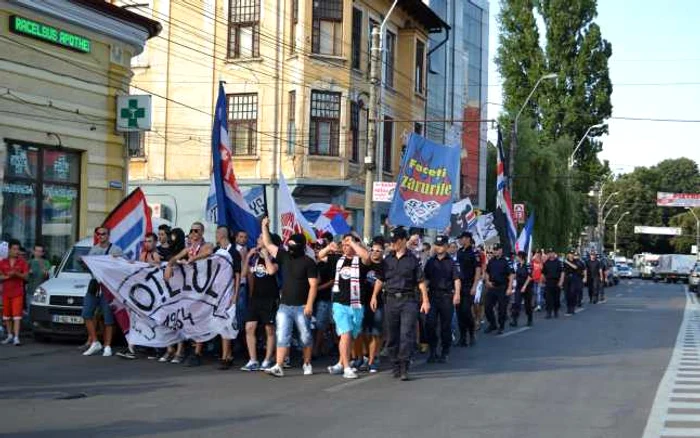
[83,254,238,347]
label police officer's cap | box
[458,231,473,240]
[547,248,556,253]
[391,227,409,241]
[492,243,503,250]
[568,248,576,254]
[434,235,449,246]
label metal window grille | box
[383,116,394,172]
[350,101,360,162]
[228,0,260,59]
[227,93,258,155]
[309,91,341,156]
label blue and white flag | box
[205,82,260,248]
[515,212,534,254]
[388,133,460,229]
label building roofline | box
[69,0,162,38]
[402,0,450,33]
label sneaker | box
[265,364,284,377]
[437,354,448,364]
[535,305,542,312]
[303,363,313,376]
[240,360,260,372]
[158,353,174,363]
[260,360,273,371]
[170,354,184,364]
[1,335,14,345]
[116,348,136,360]
[283,357,292,369]
[369,363,379,373]
[327,363,343,375]
[343,367,359,379]
[13,337,21,346]
[185,354,202,367]
[83,341,103,356]
[497,328,504,335]
[565,312,574,317]
[102,346,113,357]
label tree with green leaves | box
[538,0,613,190]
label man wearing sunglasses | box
[165,222,213,366]
[82,226,123,357]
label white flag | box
[278,173,317,244]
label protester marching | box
[0,86,613,384]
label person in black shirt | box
[511,251,534,327]
[240,233,281,372]
[318,234,371,379]
[585,251,604,304]
[423,235,461,363]
[455,231,482,346]
[156,224,172,261]
[483,244,515,334]
[563,249,586,315]
[261,217,318,378]
[312,239,335,358]
[370,228,429,381]
[360,239,385,373]
[542,249,564,319]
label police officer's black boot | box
[509,317,518,327]
[438,352,449,363]
[527,315,533,326]
[392,362,401,379]
[400,362,410,381]
[427,350,438,363]
[468,331,476,346]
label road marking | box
[615,308,644,312]
[575,307,587,314]
[642,291,696,438]
[497,327,531,338]
[616,293,624,297]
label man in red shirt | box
[0,239,29,346]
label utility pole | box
[613,211,630,254]
[363,0,398,243]
[687,207,700,256]
[363,26,381,244]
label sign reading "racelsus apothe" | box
[9,15,91,54]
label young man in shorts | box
[0,239,29,345]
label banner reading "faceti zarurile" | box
[388,133,460,229]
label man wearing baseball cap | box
[542,248,564,318]
[370,227,429,381]
[423,235,461,363]
[455,231,481,346]
[483,243,514,334]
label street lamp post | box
[569,124,605,169]
[363,0,399,243]
[614,211,631,254]
[598,191,619,252]
[686,207,700,256]
[510,73,557,197]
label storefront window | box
[1,140,81,262]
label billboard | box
[634,226,683,236]
[657,192,700,208]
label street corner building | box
[124,0,450,237]
[0,0,161,261]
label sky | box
[486,0,700,175]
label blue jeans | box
[81,293,115,325]
[314,300,332,331]
[276,304,312,348]
[236,284,248,333]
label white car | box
[30,238,92,340]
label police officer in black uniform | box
[484,243,514,334]
[542,248,564,319]
[370,228,429,381]
[424,235,461,363]
[455,231,482,346]
[511,251,534,327]
[563,249,586,315]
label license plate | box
[52,315,84,324]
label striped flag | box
[515,212,535,254]
[278,173,316,245]
[205,82,261,248]
[100,188,152,260]
[495,129,517,253]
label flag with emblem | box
[205,82,261,248]
[278,173,316,244]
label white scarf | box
[332,256,361,309]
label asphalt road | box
[0,279,688,438]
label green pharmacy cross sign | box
[121,99,146,128]
[116,95,151,132]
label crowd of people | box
[0,220,609,382]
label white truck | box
[654,254,697,284]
